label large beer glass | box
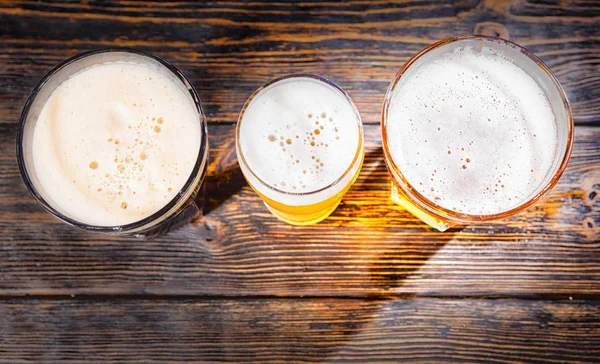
[382,36,573,231]
[236,74,365,225]
[17,49,208,236]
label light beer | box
[237,75,364,225]
[382,36,573,230]
[21,51,206,229]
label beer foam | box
[386,48,558,215]
[238,77,363,206]
[31,61,201,226]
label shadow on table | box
[359,147,461,290]
[339,147,458,358]
[197,164,245,216]
[206,146,460,361]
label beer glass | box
[381,35,573,231]
[17,49,208,236]
[236,74,365,225]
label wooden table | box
[1,1,599,362]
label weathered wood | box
[0,0,599,125]
[0,298,598,363]
[1,123,597,297]
[1,2,599,362]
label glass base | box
[264,200,341,226]
[390,183,452,232]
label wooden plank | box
[1,123,598,297]
[0,0,599,125]
[0,297,598,363]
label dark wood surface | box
[2,298,598,363]
[0,1,599,363]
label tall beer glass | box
[236,74,365,225]
[382,36,573,231]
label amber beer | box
[382,36,573,231]
[236,75,364,225]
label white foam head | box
[237,76,364,206]
[385,42,560,215]
[29,58,202,226]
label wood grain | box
[1,123,598,297]
[1,297,598,363]
[0,0,599,125]
[1,2,599,361]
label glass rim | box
[16,47,209,233]
[236,73,364,197]
[381,34,574,222]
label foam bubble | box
[386,48,558,215]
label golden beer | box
[236,74,364,225]
[382,36,573,231]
